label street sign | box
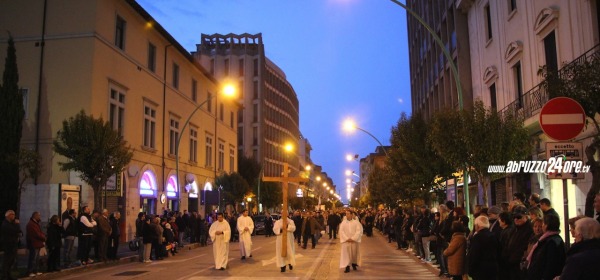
[539,97,586,141]
[545,142,585,179]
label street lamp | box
[346,154,359,162]
[342,119,390,158]
[175,84,235,213]
[247,197,252,211]
[345,170,359,178]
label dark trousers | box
[295,231,301,244]
[98,235,108,262]
[328,225,338,239]
[1,247,17,279]
[47,247,61,271]
[108,236,120,259]
[303,232,316,248]
[395,230,403,248]
[77,235,92,262]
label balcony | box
[499,43,600,121]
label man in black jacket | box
[468,216,499,280]
[62,209,78,266]
[327,210,341,240]
[506,206,533,280]
[292,211,303,245]
[108,212,121,260]
[1,210,21,280]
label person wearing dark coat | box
[506,206,533,280]
[46,215,64,272]
[188,212,198,243]
[198,214,207,246]
[26,212,46,276]
[292,211,303,244]
[540,198,559,219]
[327,210,341,239]
[558,217,600,280]
[1,210,21,280]
[526,214,565,280]
[364,212,374,237]
[393,209,404,249]
[264,213,274,237]
[468,216,499,280]
[401,211,414,250]
[498,211,515,280]
[108,212,121,260]
[142,219,157,262]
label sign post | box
[263,162,308,257]
[540,97,586,250]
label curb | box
[17,243,201,279]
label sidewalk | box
[0,239,200,279]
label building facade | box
[465,0,600,241]
[0,0,238,240]
[193,33,301,195]
[359,146,389,205]
[407,0,474,120]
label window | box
[239,58,244,76]
[189,128,198,162]
[252,126,258,145]
[484,4,492,41]
[224,58,229,77]
[513,62,523,108]
[205,134,213,167]
[109,87,126,136]
[238,80,244,99]
[115,16,126,50]
[489,83,497,110]
[207,92,212,113]
[253,103,258,122]
[509,0,517,12]
[238,108,243,123]
[237,127,243,146]
[191,79,197,102]
[148,43,156,72]
[143,105,156,148]
[218,141,225,171]
[169,118,179,155]
[253,81,258,99]
[219,102,224,121]
[210,58,214,75]
[544,31,558,73]
[21,89,29,120]
[230,111,234,128]
[229,146,235,172]
[253,58,259,76]
[172,63,179,89]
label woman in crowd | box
[526,214,565,280]
[444,221,466,280]
[46,215,63,272]
[557,217,600,279]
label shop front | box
[166,175,179,211]
[185,175,199,212]
[139,169,158,215]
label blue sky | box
[136,0,411,203]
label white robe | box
[209,220,231,269]
[339,218,363,268]
[236,215,254,257]
[273,218,296,268]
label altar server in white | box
[273,216,296,272]
[339,210,363,273]
[209,213,231,270]
[237,209,254,260]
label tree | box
[539,53,600,216]
[53,111,133,210]
[367,165,399,208]
[216,172,251,212]
[429,102,531,207]
[14,149,42,217]
[0,34,25,215]
[258,181,282,211]
[238,154,261,189]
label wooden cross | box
[263,162,308,257]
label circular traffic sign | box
[539,97,586,141]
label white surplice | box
[273,218,296,268]
[209,220,231,269]
[339,217,363,268]
[236,215,254,257]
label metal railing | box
[499,43,600,120]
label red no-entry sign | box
[539,97,586,141]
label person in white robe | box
[339,210,363,273]
[273,217,296,272]
[209,213,231,270]
[236,209,254,260]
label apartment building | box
[0,0,237,240]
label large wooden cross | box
[262,162,308,257]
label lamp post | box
[342,120,390,158]
[387,0,470,219]
[175,84,235,213]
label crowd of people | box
[2,192,599,279]
[362,192,600,280]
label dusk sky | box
[136,0,412,203]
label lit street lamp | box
[342,119,390,158]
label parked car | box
[252,215,266,235]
